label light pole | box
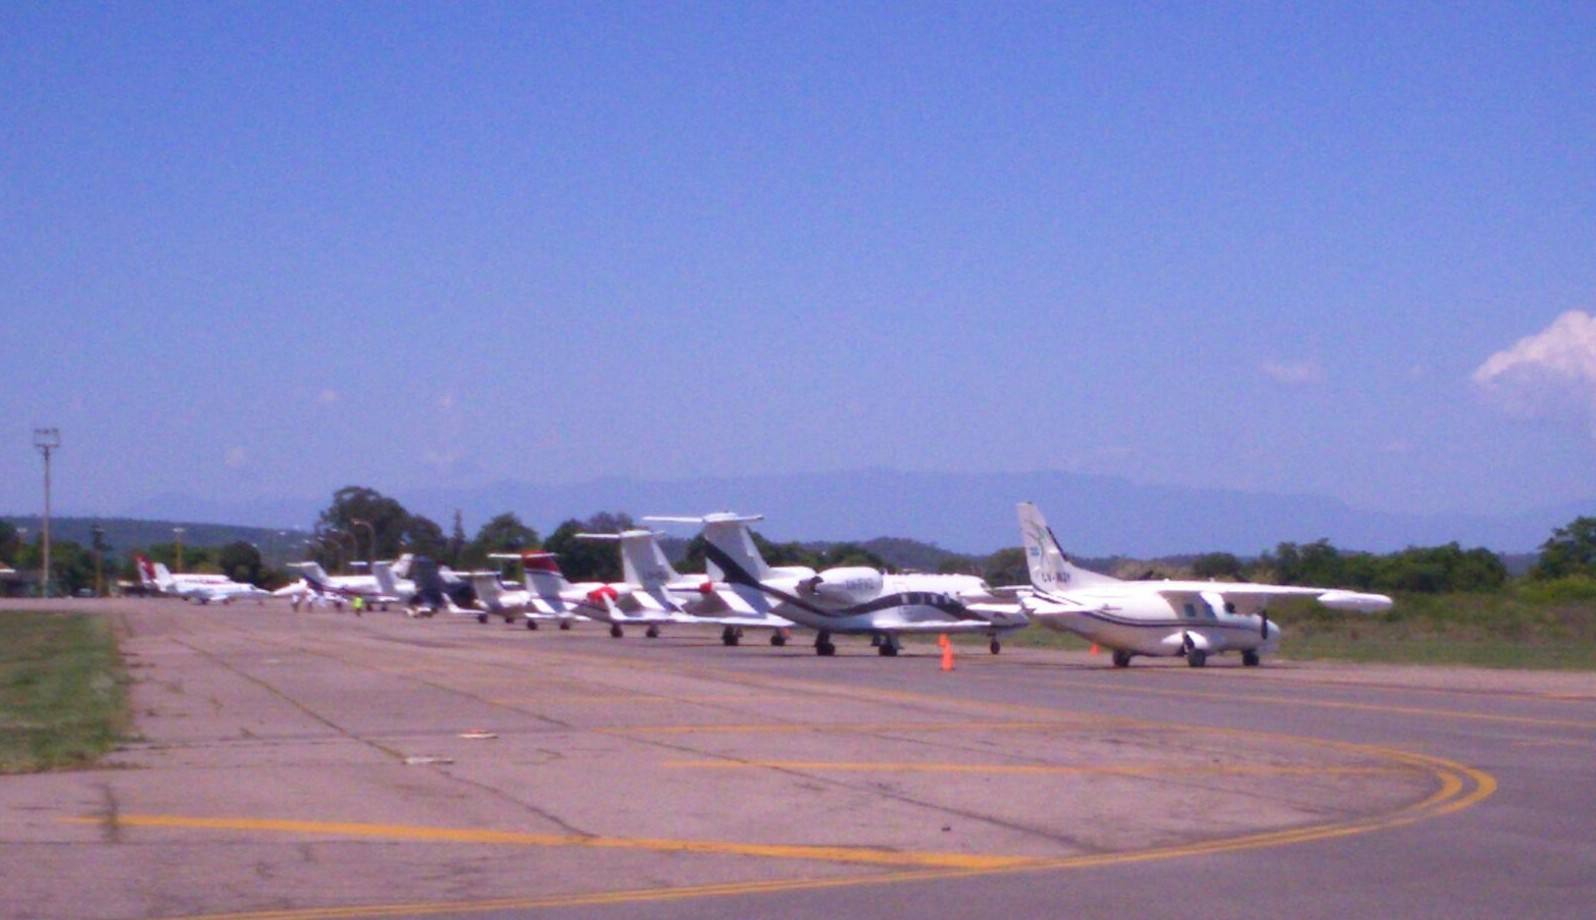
[91,524,106,598]
[351,519,375,571]
[33,428,60,597]
[173,526,186,574]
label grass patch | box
[1,611,130,773]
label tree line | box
[5,486,1596,598]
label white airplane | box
[646,513,1028,657]
[486,550,677,638]
[371,556,474,618]
[577,529,796,646]
[1015,501,1393,667]
[134,556,270,605]
[286,560,401,610]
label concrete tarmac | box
[1,598,1590,919]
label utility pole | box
[32,428,60,597]
[173,526,186,574]
[91,524,106,597]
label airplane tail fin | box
[511,552,571,597]
[577,530,680,588]
[288,561,332,591]
[468,572,506,605]
[372,561,399,595]
[392,553,414,579]
[1016,502,1119,592]
[152,562,177,591]
[644,513,769,585]
[134,555,159,589]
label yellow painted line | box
[151,746,1495,920]
[65,814,1033,871]
[662,759,1413,777]
[600,719,1100,736]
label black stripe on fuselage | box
[703,544,977,621]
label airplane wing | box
[1153,584,1392,616]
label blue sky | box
[3,2,1593,527]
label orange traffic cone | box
[1089,644,1100,655]
[939,633,954,671]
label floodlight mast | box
[32,428,60,597]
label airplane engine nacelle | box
[799,567,883,606]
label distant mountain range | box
[94,469,1589,556]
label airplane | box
[576,529,796,646]
[133,556,271,605]
[285,560,401,611]
[1015,501,1393,667]
[470,558,579,629]
[372,556,476,618]
[645,513,1028,657]
[485,550,678,638]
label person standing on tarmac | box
[352,595,365,616]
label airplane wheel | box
[1186,649,1207,668]
[645,625,661,639]
[877,643,898,657]
[1242,650,1261,667]
[477,613,489,624]
[770,633,786,647]
[816,642,836,657]
[1111,650,1132,668]
[504,614,516,624]
[610,624,624,639]
[989,640,1001,655]
[381,604,389,612]
[559,620,572,631]
[526,619,539,631]
[721,627,739,647]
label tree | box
[1192,552,1243,580]
[317,486,414,563]
[1533,517,1596,580]
[216,541,264,586]
[402,515,448,559]
[0,519,17,561]
[544,514,636,582]
[463,513,540,569]
[447,510,467,567]
[981,547,1029,587]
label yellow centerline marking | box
[65,814,1031,871]
[662,759,1414,777]
[138,744,1494,920]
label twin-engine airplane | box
[1015,502,1392,667]
[646,512,1027,656]
[134,556,271,604]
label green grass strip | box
[0,611,130,773]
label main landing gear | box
[525,619,539,631]
[769,629,788,647]
[989,639,1002,655]
[721,626,741,646]
[477,612,489,624]
[1186,648,1208,668]
[609,624,624,639]
[876,635,901,657]
[814,630,836,657]
[1111,649,1133,668]
[1242,649,1261,667]
[645,624,661,639]
[559,619,572,630]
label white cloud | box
[1472,310,1596,430]
[317,388,340,405]
[1260,359,1325,386]
[224,446,247,468]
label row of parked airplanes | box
[133,503,1393,667]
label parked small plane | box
[372,556,474,617]
[646,513,1028,656]
[286,560,400,610]
[1015,501,1393,667]
[134,556,270,604]
[577,529,795,646]
[485,550,678,637]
